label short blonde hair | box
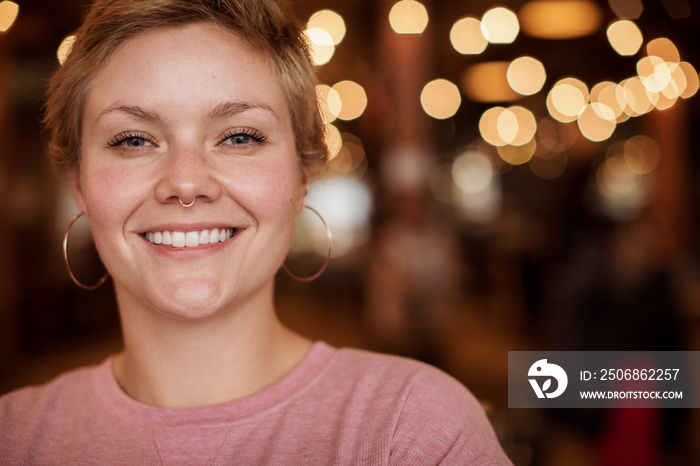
[45,0,326,173]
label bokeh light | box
[316,84,342,124]
[608,0,643,19]
[381,145,435,193]
[577,102,617,141]
[303,27,336,66]
[332,81,368,121]
[636,56,666,90]
[592,136,660,221]
[507,56,547,96]
[461,62,520,103]
[496,109,519,145]
[0,1,19,32]
[652,91,677,111]
[389,0,429,35]
[57,34,77,65]
[307,9,346,45]
[646,37,680,63]
[619,77,655,116]
[598,153,641,196]
[591,81,626,121]
[451,147,502,224]
[547,78,589,123]
[480,7,519,44]
[497,139,537,165]
[679,62,700,99]
[509,107,538,146]
[665,63,688,99]
[495,106,537,146]
[450,17,488,55]
[536,117,573,155]
[324,124,343,160]
[421,79,461,119]
[519,0,602,39]
[578,34,699,124]
[327,133,368,180]
[457,183,502,224]
[638,58,685,103]
[306,178,373,258]
[480,106,539,163]
[606,20,643,56]
[623,135,661,175]
[452,150,493,194]
[479,107,509,147]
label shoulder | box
[328,345,481,408]
[0,362,104,458]
[330,345,469,399]
[319,345,512,465]
[0,364,94,417]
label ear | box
[67,165,87,214]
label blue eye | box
[220,128,267,146]
[107,132,155,148]
[227,134,252,145]
[124,137,151,147]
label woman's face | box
[72,23,306,320]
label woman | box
[0,0,511,464]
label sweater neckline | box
[90,341,335,427]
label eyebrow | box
[207,100,280,121]
[95,101,280,123]
[96,105,161,123]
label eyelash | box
[219,127,268,145]
[106,131,155,148]
[105,128,267,149]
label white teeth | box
[200,229,210,244]
[171,231,186,248]
[185,231,199,247]
[144,228,234,248]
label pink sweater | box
[0,342,512,465]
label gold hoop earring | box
[282,205,332,282]
[63,213,109,290]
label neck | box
[111,282,312,408]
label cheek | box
[80,162,146,227]
[230,159,305,214]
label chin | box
[154,282,226,321]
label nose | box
[154,144,222,206]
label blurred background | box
[1,0,699,464]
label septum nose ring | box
[179,197,196,207]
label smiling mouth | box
[143,228,236,248]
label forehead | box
[85,22,289,121]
